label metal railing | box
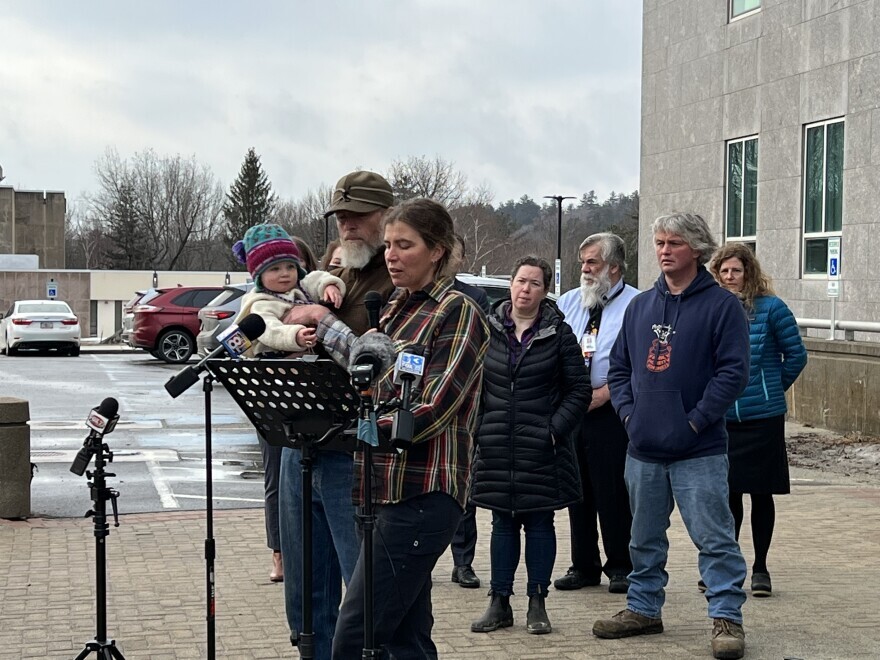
[796,317,880,341]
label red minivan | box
[131,286,224,363]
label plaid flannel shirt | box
[317,277,489,507]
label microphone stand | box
[203,373,218,660]
[354,378,381,660]
[74,432,125,660]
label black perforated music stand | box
[207,356,358,659]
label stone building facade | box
[0,186,67,269]
[640,0,880,327]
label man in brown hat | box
[279,169,396,660]
[322,170,397,331]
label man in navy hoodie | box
[592,212,750,660]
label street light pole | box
[544,195,575,296]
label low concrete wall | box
[787,338,880,437]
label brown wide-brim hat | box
[323,170,394,218]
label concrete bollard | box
[0,397,31,519]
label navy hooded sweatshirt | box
[608,267,750,463]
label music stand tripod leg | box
[297,440,315,659]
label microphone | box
[364,290,383,331]
[164,313,266,398]
[391,346,426,447]
[86,397,120,434]
[70,398,120,476]
[348,331,396,386]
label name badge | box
[581,333,597,355]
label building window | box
[730,0,761,20]
[725,136,758,249]
[90,300,98,337]
[802,118,844,276]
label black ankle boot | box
[526,593,552,634]
[471,592,514,632]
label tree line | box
[65,149,639,292]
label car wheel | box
[7,345,18,356]
[157,329,195,364]
[69,345,81,357]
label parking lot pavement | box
[2,466,880,659]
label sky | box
[0,1,643,208]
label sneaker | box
[751,572,772,597]
[592,609,663,639]
[608,574,630,594]
[553,567,601,591]
[711,618,745,659]
[697,578,707,593]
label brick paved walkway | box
[2,467,879,659]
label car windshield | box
[18,302,72,314]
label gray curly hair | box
[651,212,717,265]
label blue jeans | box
[625,454,747,623]
[279,447,360,660]
[489,510,556,597]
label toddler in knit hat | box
[232,223,346,356]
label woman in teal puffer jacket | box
[709,243,807,599]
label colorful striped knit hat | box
[232,224,302,290]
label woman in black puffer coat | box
[470,256,591,636]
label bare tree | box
[90,148,225,271]
[272,184,334,256]
[387,155,469,209]
[64,201,109,269]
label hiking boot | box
[608,574,630,594]
[711,618,745,659]
[452,565,481,589]
[471,592,513,633]
[553,567,601,590]
[526,594,552,634]
[592,609,663,639]
[751,572,772,597]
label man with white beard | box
[553,232,640,595]
[278,169,396,660]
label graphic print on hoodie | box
[608,267,750,463]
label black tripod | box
[73,433,125,660]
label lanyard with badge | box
[581,285,624,371]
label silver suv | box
[196,283,254,357]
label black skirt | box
[726,414,790,494]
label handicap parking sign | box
[829,258,838,277]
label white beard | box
[340,241,378,270]
[580,267,613,310]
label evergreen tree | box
[223,148,277,259]
[104,180,151,269]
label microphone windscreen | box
[237,314,267,340]
[97,397,119,418]
[349,332,396,376]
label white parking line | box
[146,459,180,509]
[172,494,264,503]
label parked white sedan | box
[0,300,81,356]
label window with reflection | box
[730,0,761,20]
[802,119,844,275]
[725,136,758,251]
